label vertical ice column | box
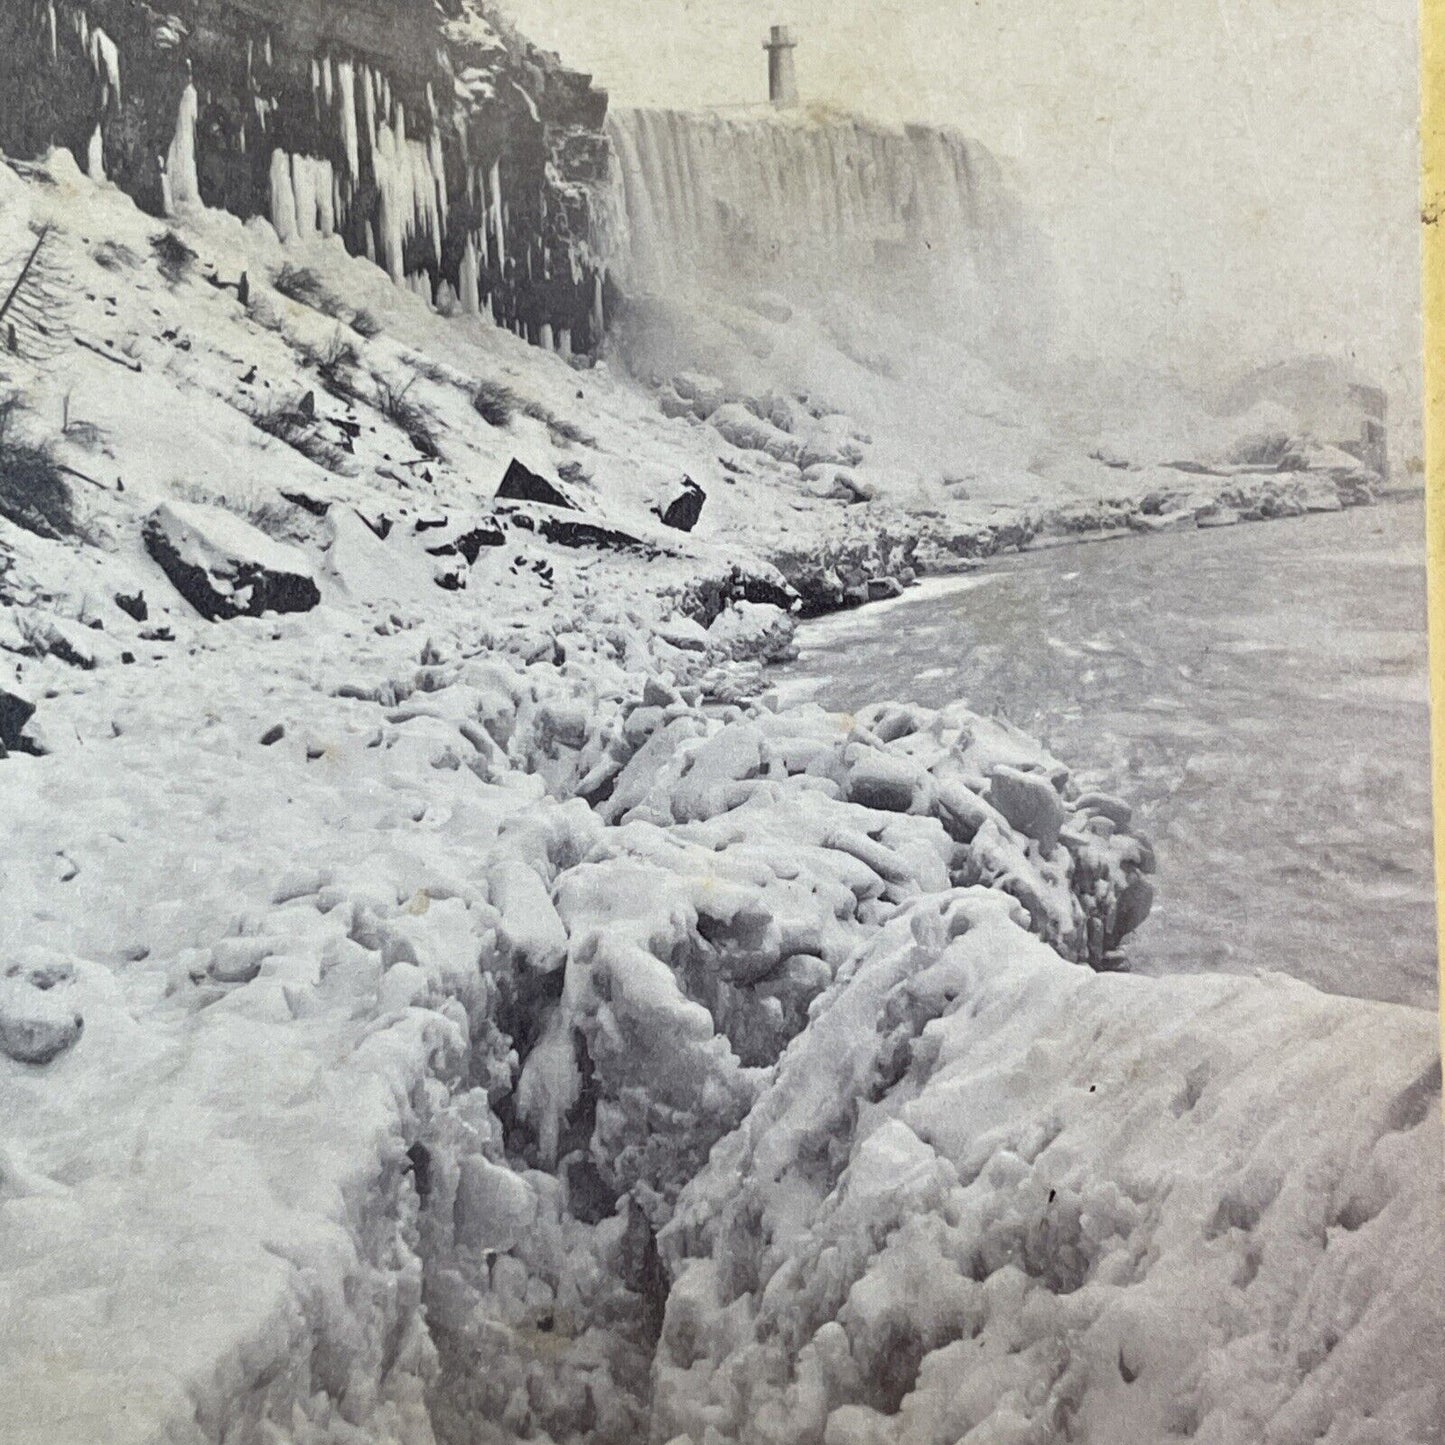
[459,236,481,315]
[269,148,298,241]
[337,59,360,179]
[489,159,506,271]
[164,83,201,213]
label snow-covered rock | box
[142,501,320,621]
[0,975,83,1064]
[710,403,802,464]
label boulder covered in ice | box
[0,975,83,1065]
[710,403,801,464]
[142,501,320,621]
[654,890,1445,1445]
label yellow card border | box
[1426,0,1445,1054]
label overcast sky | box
[502,0,1421,422]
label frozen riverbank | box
[784,498,1435,1008]
[0,155,1440,1444]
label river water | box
[781,499,1437,1009]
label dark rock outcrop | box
[495,458,577,510]
[656,476,705,532]
[0,684,37,756]
[451,522,506,562]
[143,502,321,621]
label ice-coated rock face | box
[0,0,613,350]
[607,106,1052,363]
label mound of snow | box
[656,890,1445,1445]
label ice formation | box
[0,39,1435,1445]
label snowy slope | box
[0,151,1439,1445]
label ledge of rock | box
[494,458,580,510]
[142,501,321,622]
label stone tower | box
[765,25,798,107]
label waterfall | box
[605,106,1050,359]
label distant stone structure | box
[764,25,798,107]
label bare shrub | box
[471,378,516,427]
[521,398,595,448]
[247,396,355,474]
[298,331,364,403]
[0,392,76,540]
[403,352,457,387]
[62,394,108,451]
[349,307,382,339]
[92,239,137,272]
[373,375,441,458]
[273,263,327,307]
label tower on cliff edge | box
[765,25,798,107]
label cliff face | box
[0,0,613,351]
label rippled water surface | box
[783,499,1436,1008]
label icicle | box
[361,66,377,170]
[539,322,553,352]
[459,236,480,315]
[269,149,298,242]
[428,129,448,232]
[86,126,104,182]
[165,83,200,213]
[490,160,505,270]
[47,2,57,60]
[289,154,335,240]
[337,60,359,178]
[90,29,121,106]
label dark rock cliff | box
[0,0,615,351]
